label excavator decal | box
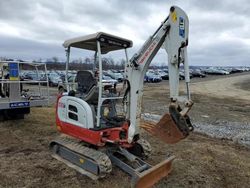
[171,9,177,22]
[138,41,157,64]
[179,17,185,38]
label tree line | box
[1,56,166,70]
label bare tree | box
[52,57,59,63]
[84,57,91,64]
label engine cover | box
[57,96,94,129]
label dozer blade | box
[141,103,193,144]
[107,148,174,188]
[133,156,175,188]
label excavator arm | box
[124,6,193,144]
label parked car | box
[22,72,47,85]
[48,73,62,87]
[145,72,162,82]
[157,70,169,80]
[204,68,230,75]
[39,73,49,86]
[218,69,230,75]
[179,71,185,80]
[176,70,193,80]
[58,72,117,93]
[106,70,124,82]
[231,68,244,73]
[58,74,77,93]
[23,72,41,81]
[191,69,206,78]
[102,75,118,86]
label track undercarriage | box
[50,136,174,188]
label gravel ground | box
[142,113,250,149]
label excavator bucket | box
[141,104,193,144]
[132,156,174,188]
[140,114,185,144]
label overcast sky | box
[0,0,250,66]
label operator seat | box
[75,70,98,104]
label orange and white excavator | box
[50,6,193,188]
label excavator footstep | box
[140,113,186,144]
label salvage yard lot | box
[0,72,250,188]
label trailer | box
[0,61,49,119]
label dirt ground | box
[0,72,250,188]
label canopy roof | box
[63,32,133,54]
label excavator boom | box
[124,6,193,144]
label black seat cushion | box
[75,71,97,94]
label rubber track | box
[50,136,112,177]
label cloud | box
[0,35,62,60]
[0,0,249,66]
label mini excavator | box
[50,6,193,188]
